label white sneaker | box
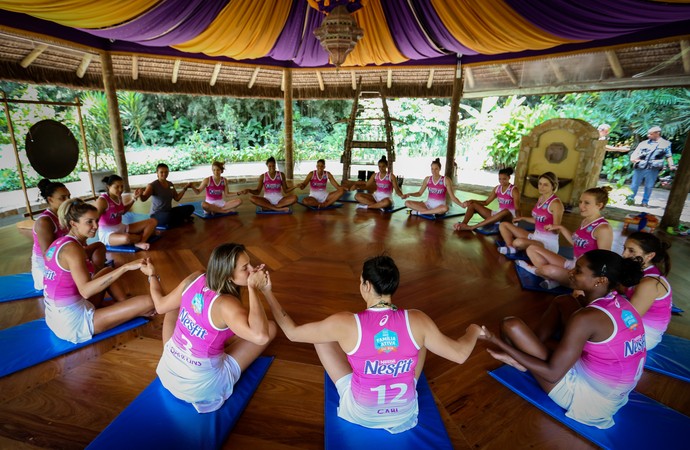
[356,204,368,209]
[539,279,560,290]
[516,260,538,275]
[498,246,516,255]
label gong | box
[25,120,79,179]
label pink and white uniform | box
[337,308,420,433]
[157,273,241,413]
[571,217,609,260]
[263,171,284,206]
[549,292,646,429]
[528,194,560,252]
[425,176,447,209]
[97,194,127,244]
[309,170,330,203]
[373,172,394,204]
[625,265,671,350]
[31,209,66,289]
[495,184,516,216]
[43,235,96,343]
[205,176,225,207]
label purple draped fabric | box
[381,0,447,59]
[507,0,690,41]
[139,0,230,47]
[409,0,477,56]
[293,8,330,67]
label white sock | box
[357,204,368,209]
[516,260,538,275]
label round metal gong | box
[25,120,79,179]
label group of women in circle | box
[29,154,674,433]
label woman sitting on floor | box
[43,198,154,343]
[289,159,345,209]
[481,250,646,429]
[351,155,404,211]
[189,161,242,215]
[454,168,520,231]
[32,178,106,289]
[240,156,297,212]
[138,163,195,228]
[96,175,158,250]
[140,243,276,413]
[519,187,613,290]
[498,172,563,255]
[403,158,464,216]
[261,254,483,433]
[622,232,673,350]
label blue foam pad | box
[338,191,359,203]
[409,209,465,220]
[87,356,274,450]
[255,206,292,215]
[181,201,239,219]
[122,212,168,231]
[489,365,690,450]
[105,234,163,253]
[672,305,683,314]
[0,272,42,303]
[0,317,148,378]
[298,195,343,210]
[380,205,406,214]
[514,263,573,296]
[495,240,529,261]
[474,223,500,235]
[324,372,453,450]
[645,334,690,383]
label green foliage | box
[600,154,632,188]
[118,91,150,145]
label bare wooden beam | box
[387,69,392,88]
[548,60,565,83]
[661,130,690,229]
[75,53,93,78]
[284,69,294,180]
[247,66,260,89]
[172,59,181,84]
[464,67,475,89]
[445,68,463,182]
[681,40,690,74]
[20,44,48,68]
[209,63,221,86]
[427,69,435,89]
[316,71,324,91]
[351,70,357,90]
[606,50,624,78]
[502,64,518,85]
[281,70,285,92]
[131,55,138,80]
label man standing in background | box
[626,126,676,207]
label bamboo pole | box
[75,96,96,197]
[100,51,130,191]
[1,91,34,221]
[445,63,464,181]
[661,131,690,229]
[284,68,294,180]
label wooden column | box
[283,68,294,180]
[445,64,464,181]
[661,132,690,229]
[100,52,130,190]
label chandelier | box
[314,4,363,67]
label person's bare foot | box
[487,348,527,371]
[134,242,150,251]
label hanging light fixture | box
[314,4,363,67]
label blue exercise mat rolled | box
[0,317,148,378]
[514,263,573,296]
[645,334,690,383]
[182,201,239,219]
[324,372,453,450]
[489,364,690,450]
[0,272,42,303]
[298,195,343,210]
[86,356,274,450]
[256,206,292,215]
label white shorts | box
[309,190,329,204]
[44,297,95,344]
[204,198,225,209]
[373,191,393,205]
[645,326,664,351]
[563,258,577,270]
[157,339,242,413]
[31,252,45,290]
[492,209,516,217]
[335,373,418,434]
[264,193,284,206]
[548,362,631,429]
[528,231,559,253]
[424,198,446,210]
[97,222,128,246]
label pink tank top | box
[98,194,125,228]
[310,170,328,194]
[43,235,94,306]
[625,266,672,335]
[572,216,609,259]
[347,309,420,414]
[426,176,447,203]
[495,184,515,212]
[205,176,225,202]
[171,274,235,359]
[532,194,558,234]
[32,209,66,257]
[263,172,283,196]
[579,292,646,388]
[375,172,393,197]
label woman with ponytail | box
[403,158,464,216]
[454,168,520,231]
[351,155,404,210]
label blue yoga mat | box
[408,209,465,220]
[489,364,690,450]
[338,191,359,203]
[380,205,406,214]
[104,234,162,253]
[495,240,530,261]
[0,317,148,378]
[324,372,453,450]
[0,272,42,303]
[86,356,274,450]
[256,206,292,215]
[475,223,500,235]
[182,201,239,219]
[514,263,573,296]
[298,195,343,210]
[122,212,168,231]
[672,305,683,314]
[645,334,690,383]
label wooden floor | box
[1,186,689,450]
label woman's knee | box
[500,316,526,337]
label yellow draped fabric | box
[0,0,158,28]
[431,0,578,55]
[343,0,407,66]
[173,0,291,60]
